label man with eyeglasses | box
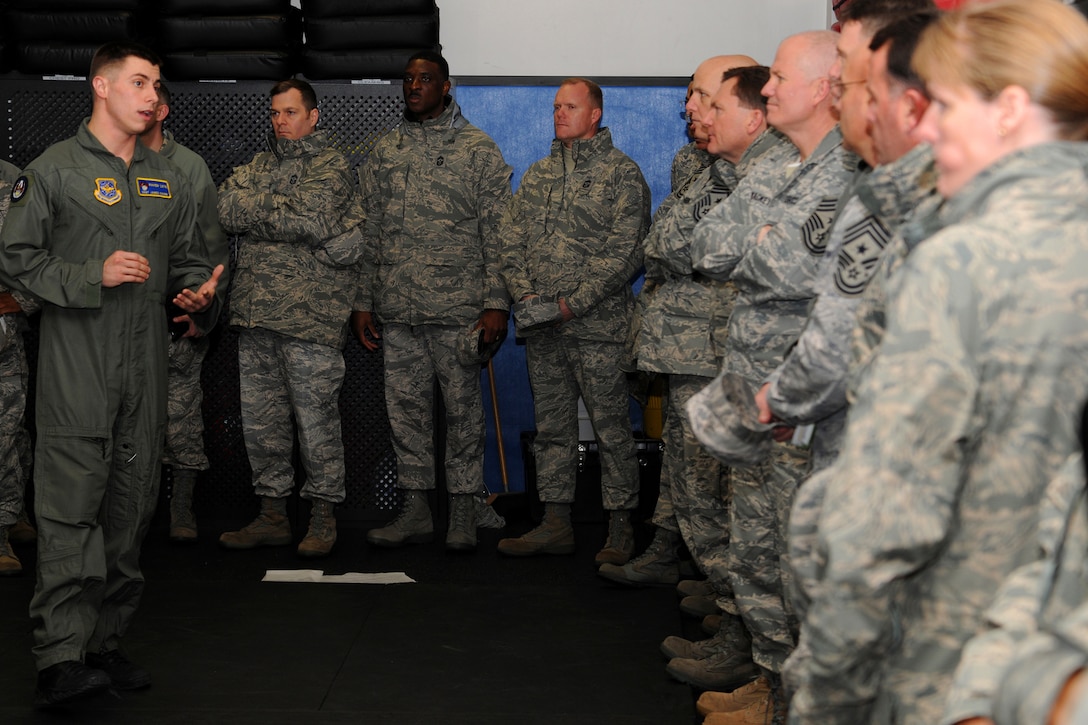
[737,3,938,723]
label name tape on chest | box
[136,178,172,199]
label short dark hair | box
[157,81,172,107]
[870,11,938,92]
[560,77,604,111]
[90,41,161,81]
[407,50,449,81]
[721,65,771,112]
[270,78,317,111]
[839,0,936,34]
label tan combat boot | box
[697,676,772,716]
[702,688,774,724]
[219,496,292,549]
[594,509,634,566]
[169,468,199,543]
[497,502,575,556]
[367,490,434,547]
[662,611,751,660]
[0,527,22,576]
[298,500,337,558]
[597,526,681,586]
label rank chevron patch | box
[801,197,838,255]
[834,215,892,296]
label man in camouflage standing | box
[355,51,512,553]
[140,82,230,544]
[605,63,795,697]
[600,57,767,589]
[498,77,650,564]
[683,30,855,722]
[218,79,357,558]
[746,7,936,650]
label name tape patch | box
[136,178,172,198]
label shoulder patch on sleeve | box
[10,176,28,204]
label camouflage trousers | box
[383,323,485,496]
[729,441,809,673]
[785,467,829,621]
[656,374,735,611]
[0,332,31,527]
[526,334,638,510]
[162,335,210,470]
[237,328,346,503]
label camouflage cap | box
[456,323,507,366]
[686,371,774,467]
[513,296,563,336]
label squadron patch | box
[800,197,838,255]
[834,215,892,297]
[136,177,172,198]
[94,178,122,206]
[10,176,28,203]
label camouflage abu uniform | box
[161,129,229,472]
[670,141,714,194]
[502,127,650,510]
[0,180,39,530]
[942,452,1088,725]
[792,142,1088,725]
[773,144,936,625]
[764,144,935,473]
[689,126,855,674]
[639,129,789,609]
[0,160,19,184]
[219,129,357,504]
[357,99,511,496]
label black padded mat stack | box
[5,0,148,76]
[0,78,407,522]
[152,0,301,81]
[299,0,440,80]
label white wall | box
[439,0,831,77]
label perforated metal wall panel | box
[1,78,407,521]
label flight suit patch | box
[95,178,122,206]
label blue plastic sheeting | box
[454,84,688,494]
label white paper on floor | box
[262,569,416,584]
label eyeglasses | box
[830,78,866,100]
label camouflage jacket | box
[638,130,789,376]
[0,178,40,356]
[356,100,512,327]
[670,141,713,193]
[0,159,19,185]
[219,129,357,348]
[765,143,935,470]
[501,127,650,343]
[793,142,1088,725]
[691,126,855,384]
[942,453,1088,725]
